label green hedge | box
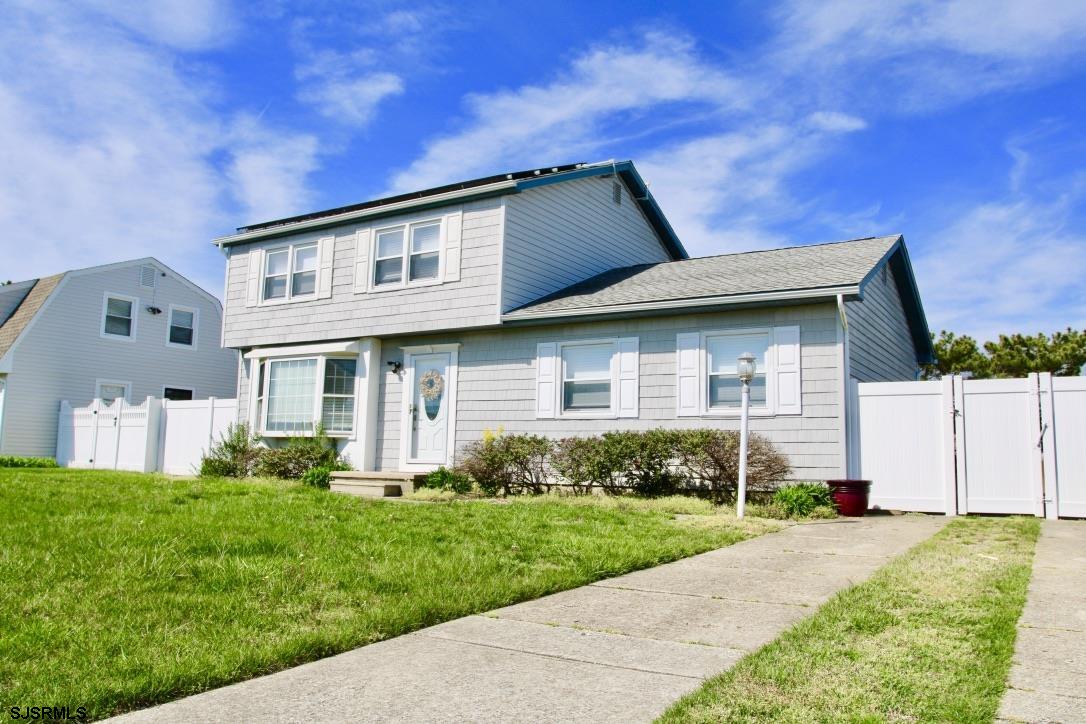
[0,456,59,468]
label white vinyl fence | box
[856,372,1085,519]
[57,397,237,474]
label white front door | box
[408,352,451,465]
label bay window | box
[258,356,357,435]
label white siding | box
[501,176,673,311]
[222,198,504,349]
[847,265,919,382]
[0,263,236,457]
[376,303,843,480]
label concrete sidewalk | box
[111,515,945,724]
[999,520,1086,724]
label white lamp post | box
[736,352,757,519]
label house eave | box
[501,285,860,324]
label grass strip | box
[0,469,776,719]
[660,515,1040,723]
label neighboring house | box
[214,160,933,481]
[0,258,237,457]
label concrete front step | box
[330,471,428,498]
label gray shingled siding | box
[376,303,843,481]
[501,176,672,311]
[846,265,919,382]
[506,235,899,316]
[222,197,504,349]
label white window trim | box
[260,241,319,305]
[100,292,138,342]
[257,354,360,438]
[165,304,199,350]
[556,338,621,419]
[95,379,132,404]
[699,327,777,418]
[369,216,445,292]
[162,385,196,400]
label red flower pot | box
[826,479,871,517]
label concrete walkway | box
[111,515,945,724]
[999,520,1086,724]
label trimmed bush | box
[0,456,58,468]
[772,482,834,518]
[300,461,352,489]
[457,433,553,496]
[551,435,622,495]
[198,423,263,478]
[419,466,473,494]
[255,425,345,480]
[674,429,792,504]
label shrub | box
[458,433,553,496]
[300,461,352,489]
[551,435,622,495]
[674,429,791,504]
[772,482,834,518]
[198,423,263,478]
[255,425,344,480]
[0,456,58,468]
[420,466,473,494]
[551,430,687,496]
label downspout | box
[836,294,853,479]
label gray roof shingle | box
[505,235,901,318]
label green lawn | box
[659,516,1040,723]
[0,469,775,720]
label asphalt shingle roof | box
[0,274,64,359]
[0,279,37,326]
[506,235,901,318]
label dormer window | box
[372,219,442,288]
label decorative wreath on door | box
[418,370,445,401]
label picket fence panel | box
[58,397,237,475]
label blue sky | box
[1,1,1085,341]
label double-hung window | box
[373,220,442,288]
[706,331,769,410]
[167,306,196,347]
[259,356,357,436]
[536,338,639,419]
[102,294,135,339]
[561,343,614,413]
[263,243,318,302]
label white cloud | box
[0,1,318,295]
[387,32,744,193]
[83,0,238,50]
[807,111,867,133]
[297,71,404,126]
[914,193,1086,340]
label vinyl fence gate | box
[855,372,1085,519]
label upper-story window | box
[101,293,136,340]
[167,305,197,348]
[373,220,442,289]
[263,242,317,301]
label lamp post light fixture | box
[736,352,757,519]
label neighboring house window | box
[561,343,613,412]
[168,306,196,347]
[163,387,194,401]
[675,326,802,417]
[260,356,357,435]
[535,338,640,419]
[96,381,130,404]
[321,358,356,434]
[102,294,136,339]
[263,243,317,302]
[706,331,769,410]
[373,219,442,288]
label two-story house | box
[0,258,237,457]
[214,160,932,485]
